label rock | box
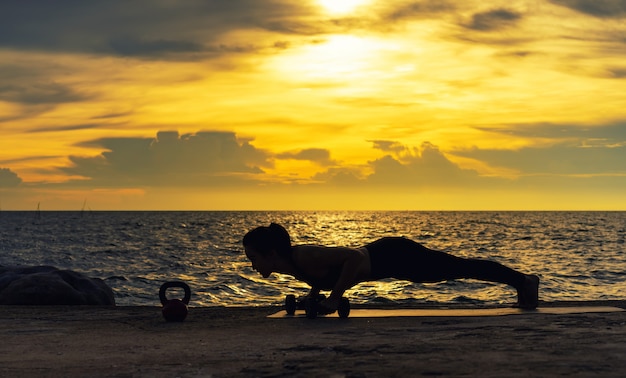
[0,266,116,305]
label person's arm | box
[294,246,370,312]
[308,286,320,298]
[321,249,365,311]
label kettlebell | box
[159,281,191,322]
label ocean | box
[1,211,624,307]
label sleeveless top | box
[291,246,369,290]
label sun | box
[270,34,388,82]
[317,0,370,15]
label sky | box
[1,0,625,210]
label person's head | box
[242,223,292,278]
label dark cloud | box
[549,0,626,18]
[475,121,626,141]
[0,82,87,105]
[370,140,406,153]
[276,148,335,166]
[309,141,488,189]
[464,9,522,31]
[2,0,623,63]
[317,135,626,192]
[457,144,626,175]
[0,62,91,116]
[91,112,133,120]
[0,168,22,187]
[257,19,326,35]
[27,124,103,133]
[312,167,363,186]
[0,155,63,165]
[107,36,264,60]
[447,7,533,47]
[63,130,271,186]
[608,67,626,78]
[365,142,481,187]
[274,141,474,190]
[0,0,496,60]
[383,1,457,22]
[0,108,44,123]
[108,36,206,58]
[460,121,626,175]
[0,0,309,59]
[60,133,490,190]
[0,62,57,82]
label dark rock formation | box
[0,266,115,305]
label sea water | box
[1,211,624,307]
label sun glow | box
[271,35,392,82]
[317,0,370,15]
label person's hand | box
[307,288,321,300]
[318,297,339,315]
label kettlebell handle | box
[159,281,191,306]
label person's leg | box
[433,255,526,287]
[366,237,539,308]
[435,254,539,309]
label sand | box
[1,300,626,377]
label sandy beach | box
[1,301,626,377]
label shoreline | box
[2,300,626,377]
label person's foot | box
[516,274,539,309]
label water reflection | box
[1,211,625,306]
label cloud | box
[608,67,626,78]
[0,62,92,122]
[459,144,626,175]
[2,1,623,64]
[370,140,406,153]
[317,134,626,192]
[276,148,335,166]
[460,121,626,175]
[63,130,272,186]
[57,131,489,190]
[0,0,309,59]
[382,1,457,22]
[0,0,523,60]
[312,167,364,186]
[308,1,461,35]
[464,9,522,31]
[474,120,626,143]
[365,142,482,187]
[302,141,485,189]
[549,0,626,18]
[0,168,22,187]
[0,82,87,105]
[108,36,207,58]
[27,124,104,133]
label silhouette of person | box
[243,223,539,312]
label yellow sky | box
[1,0,625,210]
